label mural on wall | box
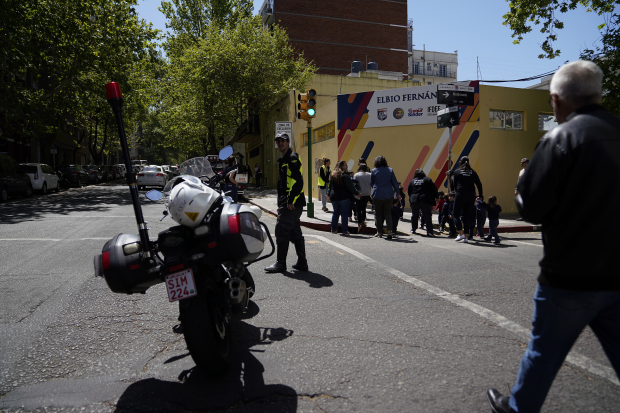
[336,82,480,190]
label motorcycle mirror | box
[145,190,163,201]
[218,146,234,160]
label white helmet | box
[167,176,219,227]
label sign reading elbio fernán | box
[337,85,445,129]
[275,121,293,149]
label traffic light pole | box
[306,120,314,218]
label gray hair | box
[550,60,603,106]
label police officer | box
[318,158,331,212]
[265,132,308,273]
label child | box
[391,198,401,237]
[484,196,502,244]
[441,193,456,236]
[475,196,487,238]
[436,190,445,229]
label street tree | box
[160,16,316,155]
[503,0,620,116]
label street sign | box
[437,85,475,106]
[50,148,57,154]
[437,106,460,129]
[275,121,293,149]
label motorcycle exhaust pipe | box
[226,278,246,305]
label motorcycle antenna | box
[106,82,153,260]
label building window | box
[490,110,524,130]
[249,147,260,158]
[538,113,558,131]
[439,64,447,77]
[427,63,432,73]
[303,121,336,147]
[414,62,419,74]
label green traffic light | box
[308,108,315,116]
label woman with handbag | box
[329,161,360,235]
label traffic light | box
[297,89,316,121]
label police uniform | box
[265,136,307,273]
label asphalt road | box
[0,183,618,412]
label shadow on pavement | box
[0,182,140,224]
[281,270,334,288]
[115,304,297,413]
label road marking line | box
[509,240,544,247]
[0,238,62,241]
[306,234,620,387]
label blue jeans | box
[331,199,350,233]
[486,219,499,242]
[510,284,620,413]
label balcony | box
[410,68,457,78]
[259,0,274,26]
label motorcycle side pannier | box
[218,203,265,263]
[94,233,163,294]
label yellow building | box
[248,73,553,214]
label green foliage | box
[0,0,159,161]
[581,13,620,117]
[159,15,316,155]
[503,0,618,59]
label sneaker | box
[493,241,501,245]
[331,230,338,234]
[386,232,393,240]
[484,237,491,242]
[410,229,416,234]
[462,237,468,243]
[374,233,383,238]
[455,234,465,242]
[342,232,350,236]
[322,207,328,212]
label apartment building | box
[259,0,410,77]
[409,49,458,85]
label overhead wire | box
[478,69,558,83]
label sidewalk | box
[242,187,541,236]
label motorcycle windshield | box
[162,157,215,200]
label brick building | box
[259,0,410,76]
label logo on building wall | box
[377,108,387,121]
[408,108,423,117]
[393,108,404,119]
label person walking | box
[407,169,438,236]
[318,158,331,212]
[265,133,307,273]
[370,155,400,239]
[448,156,483,243]
[515,158,528,221]
[354,164,372,232]
[223,156,238,203]
[254,163,263,189]
[328,161,360,235]
[486,60,620,413]
[475,196,487,238]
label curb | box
[245,197,541,235]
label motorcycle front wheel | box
[179,276,232,374]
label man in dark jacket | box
[407,169,438,236]
[265,133,308,273]
[486,61,620,413]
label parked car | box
[114,163,127,178]
[161,165,175,180]
[83,165,104,184]
[20,163,60,194]
[57,164,90,187]
[100,165,119,181]
[0,154,33,201]
[136,165,167,189]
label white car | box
[137,165,167,189]
[20,163,60,194]
[114,164,127,178]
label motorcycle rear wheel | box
[179,277,232,374]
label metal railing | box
[259,0,273,19]
[411,68,457,78]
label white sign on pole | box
[275,121,293,149]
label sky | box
[134,0,608,89]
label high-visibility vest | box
[318,165,328,187]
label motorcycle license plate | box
[165,269,197,302]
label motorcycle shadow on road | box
[114,302,298,413]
